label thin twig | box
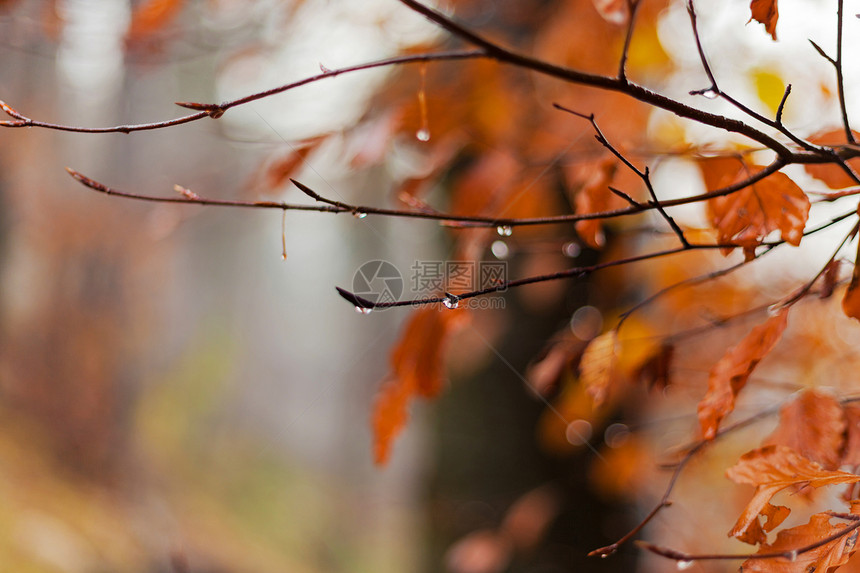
[686,0,816,151]
[555,104,690,247]
[0,50,484,133]
[639,519,860,564]
[836,0,854,142]
[618,0,642,82]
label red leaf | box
[698,309,789,440]
[749,0,779,41]
[726,445,860,544]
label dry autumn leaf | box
[373,307,465,465]
[764,388,846,470]
[580,330,618,407]
[572,158,618,249]
[803,129,860,189]
[727,445,860,544]
[749,0,779,41]
[698,309,789,440]
[739,510,860,572]
[704,165,809,256]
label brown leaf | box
[373,307,465,465]
[843,233,860,321]
[572,158,618,249]
[705,164,809,255]
[803,129,860,189]
[727,445,860,544]
[698,309,790,440]
[500,485,561,552]
[764,389,846,470]
[634,342,674,391]
[580,330,618,408]
[260,137,326,191]
[740,512,860,572]
[526,333,585,396]
[749,0,779,41]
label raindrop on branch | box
[496,225,513,237]
[416,62,430,142]
[443,293,460,309]
[676,560,693,570]
[355,306,373,315]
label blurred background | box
[1,0,859,572]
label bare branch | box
[0,50,484,133]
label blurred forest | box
[3,0,860,572]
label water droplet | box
[491,240,509,260]
[604,423,630,448]
[416,63,430,143]
[565,419,593,446]
[767,303,784,316]
[570,306,603,341]
[496,225,513,236]
[443,293,460,309]
[562,241,581,258]
[786,550,798,562]
[353,211,368,219]
[676,560,693,571]
[701,88,718,99]
[281,253,287,261]
[600,554,609,559]
[319,63,331,73]
[355,306,373,315]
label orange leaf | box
[740,511,860,572]
[749,0,779,41]
[843,233,860,321]
[126,0,184,43]
[573,158,618,249]
[705,165,809,255]
[803,129,860,189]
[698,309,789,440]
[580,330,618,408]
[764,389,846,470]
[726,445,860,544]
[372,307,464,465]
